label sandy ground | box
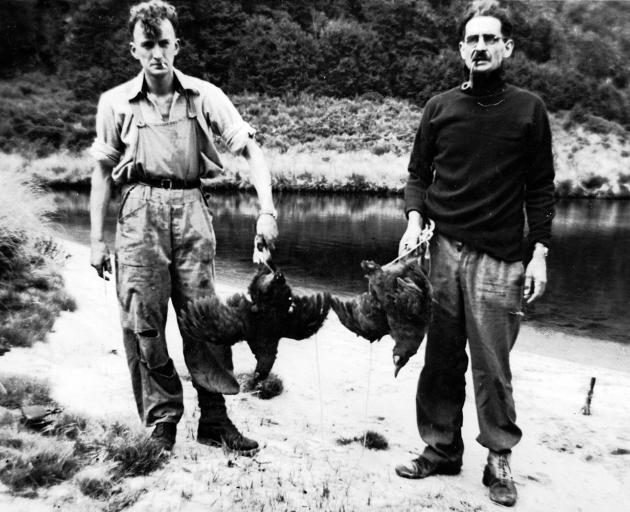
[1,240,629,511]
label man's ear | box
[129,41,138,60]
[503,38,514,58]
[174,38,180,56]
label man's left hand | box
[523,251,547,304]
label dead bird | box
[179,266,331,382]
[330,290,389,342]
[332,258,432,377]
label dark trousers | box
[417,234,524,464]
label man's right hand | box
[398,211,423,257]
[90,240,112,280]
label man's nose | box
[475,37,488,49]
[152,46,163,59]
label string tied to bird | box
[384,219,435,270]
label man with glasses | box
[396,5,554,507]
[89,0,278,454]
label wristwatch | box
[258,208,278,220]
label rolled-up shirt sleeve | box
[90,93,123,167]
[203,86,256,154]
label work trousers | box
[417,234,524,464]
[115,184,237,427]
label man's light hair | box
[128,0,178,38]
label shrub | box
[0,374,54,409]
[0,444,82,492]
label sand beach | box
[1,239,629,511]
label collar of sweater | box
[462,68,506,97]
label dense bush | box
[1,0,629,137]
[228,14,320,95]
[0,167,75,355]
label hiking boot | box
[482,450,517,507]
[197,418,259,456]
[150,421,176,451]
[395,455,461,479]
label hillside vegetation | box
[3,84,629,197]
[2,0,629,125]
[1,0,629,196]
[0,167,76,356]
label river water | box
[50,191,630,345]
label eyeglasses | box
[463,34,506,46]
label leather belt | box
[136,177,201,189]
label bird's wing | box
[385,277,431,322]
[178,293,250,346]
[282,292,332,340]
[331,292,389,342]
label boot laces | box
[497,454,511,481]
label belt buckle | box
[160,179,173,190]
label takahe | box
[179,266,331,384]
[332,257,432,376]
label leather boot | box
[482,450,517,507]
[395,455,461,479]
[150,421,176,451]
[196,390,259,456]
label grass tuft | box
[238,372,284,399]
[106,486,147,512]
[75,463,118,500]
[0,375,168,497]
[0,442,82,492]
[0,374,55,409]
[77,474,115,500]
[102,430,170,479]
[336,430,389,450]
[45,412,90,440]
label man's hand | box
[253,213,278,264]
[523,244,548,304]
[256,213,278,249]
[398,211,423,257]
[91,240,112,280]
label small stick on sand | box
[581,377,596,416]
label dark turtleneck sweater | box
[404,69,555,262]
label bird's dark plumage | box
[179,266,331,384]
[332,258,432,377]
[331,291,389,342]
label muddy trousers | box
[417,234,524,464]
[115,185,236,427]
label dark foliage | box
[0,0,628,157]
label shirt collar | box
[126,68,200,101]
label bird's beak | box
[249,339,280,381]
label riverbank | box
[0,239,628,511]
[2,94,629,197]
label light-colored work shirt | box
[91,68,255,183]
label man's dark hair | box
[458,1,513,39]
[128,0,178,38]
